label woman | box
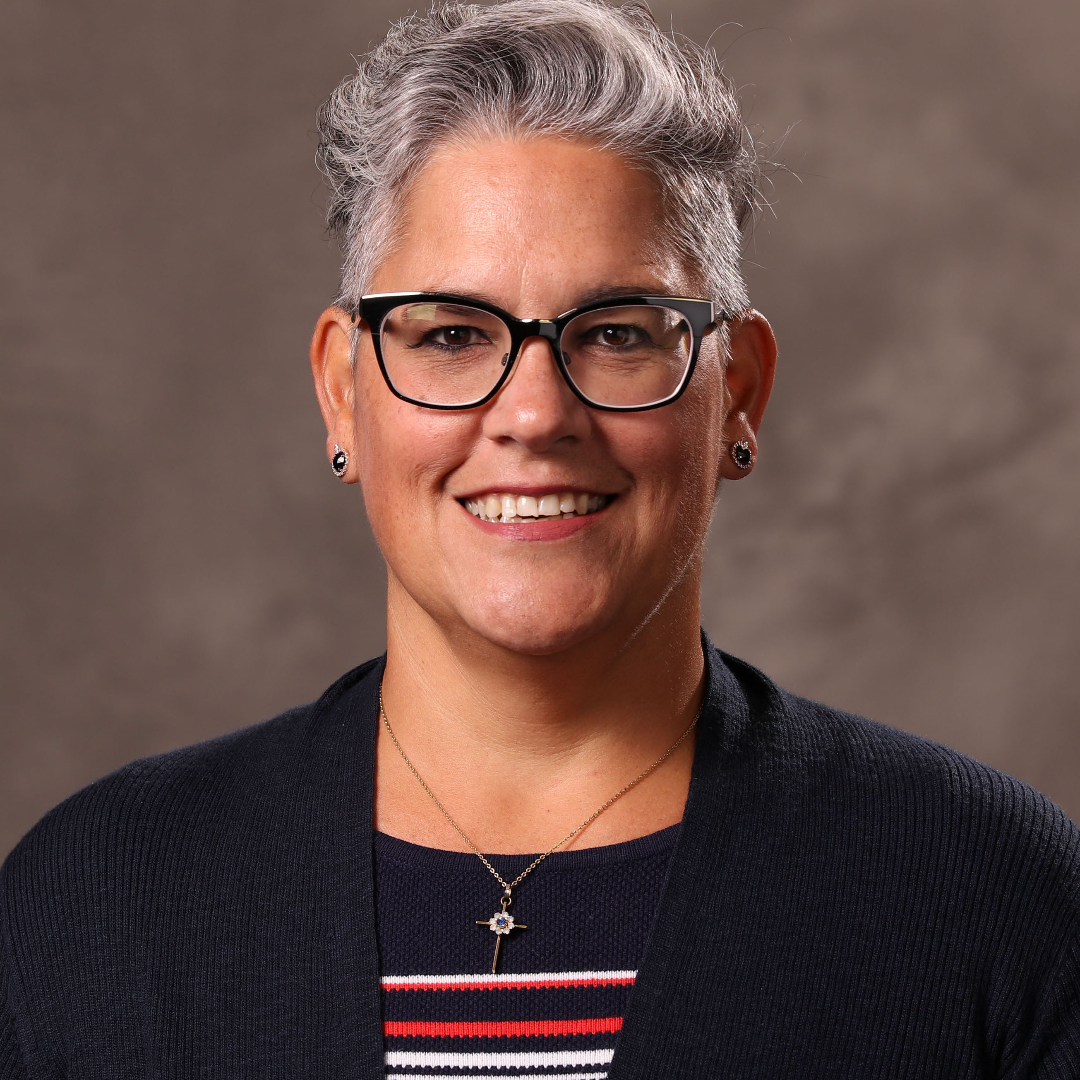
[2,2,1078,1077]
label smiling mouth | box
[460,491,613,523]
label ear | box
[718,310,777,480]
[310,305,360,484]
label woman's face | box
[313,136,774,656]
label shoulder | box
[1,658,382,902]
[723,647,1075,816]
[702,649,1080,1069]
[714,647,1080,901]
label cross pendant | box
[476,889,527,974]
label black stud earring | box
[731,440,753,470]
[331,445,349,478]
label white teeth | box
[464,491,612,522]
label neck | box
[376,570,705,853]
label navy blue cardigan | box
[2,644,1079,1077]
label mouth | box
[459,491,614,523]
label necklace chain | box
[378,686,698,895]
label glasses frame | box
[350,292,728,412]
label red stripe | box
[385,976,636,992]
[384,1017,623,1038]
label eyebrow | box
[411,283,676,316]
[569,284,674,307]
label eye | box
[589,323,648,348]
[425,324,491,349]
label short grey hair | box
[316,0,760,314]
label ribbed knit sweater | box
[2,640,1079,1078]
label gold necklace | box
[378,686,698,973]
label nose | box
[480,335,591,452]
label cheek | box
[684,353,727,479]
[350,366,475,531]
[634,366,725,510]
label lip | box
[460,498,612,541]
[453,484,612,500]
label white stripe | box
[384,1048,615,1068]
[381,970,635,987]
[386,1074,608,1079]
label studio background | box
[2,0,1078,858]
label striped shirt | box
[374,824,679,1079]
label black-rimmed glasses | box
[350,293,726,411]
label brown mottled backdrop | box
[2,0,1078,856]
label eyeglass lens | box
[378,302,694,408]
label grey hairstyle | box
[316,0,759,314]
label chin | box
[462,614,609,657]
[453,581,620,658]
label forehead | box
[371,135,694,311]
